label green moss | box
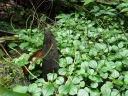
[0,60,28,88]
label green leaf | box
[58,85,69,95]
[8,42,18,48]
[81,54,90,61]
[56,13,71,19]
[118,42,124,48]
[81,61,89,70]
[69,84,77,95]
[89,75,103,82]
[58,68,67,75]
[95,43,106,50]
[90,82,98,88]
[42,83,54,96]
[89,48,97,56]
[125,90,128,96]
[115,61,122,71]
[77,68,86,75]
[110,89,120,96]
[90,6,100,12]
[47,73,57,81]
[100,72,108,79]
[32,88,41,96]
[68,64,75,74]
[114,79,123,86]
[0,86,30,96]
[72,76,82,84]
[73,40,81,46]
[119,49,128,57]
[101,67,108,72]
[59,58,67,67]
[84,0,94,6]
[56,77,64,85]
[106,61,116,69]
[112,45,118,51]
[66,57,73,64]
[28,83,37,93]
[87,68,94,75]
[124,74,128,84]
[19,42,29,49]
[111,70,119,78]
[97,60,105,70]
[89,89,99,96]
[32,28,39,33]
[89,60,97,69]
[122,59,128,66]
[13,85,28,93]
[116,3,128,9]
[80,81,85,87]
[101,84,111,96]
[77,89,89,96]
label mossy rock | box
[0,60,28,89]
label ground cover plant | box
[12,12,128,96]
[1,0,128,96]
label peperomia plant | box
[12,2,128,96]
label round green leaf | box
[120,50,128,57]
[35,78,45,83]
[101,84,111,96]
[111,70,119,78]
[73,40,81,46]
[89,60,97,69]
[77,89,89,96]
[100,72,108,79]
[114,79,123,86]
[90,82,98,88]
[125,90,128,96]
[58,68,67,75]
[81,61,89,70]
[69,84,77,95]
[72,76,82,84]
[124,75,128,84]
[122,59,128,66]
[56,77,64,85]
[115,61,122,71]
[0,86,30,96]
[28,83,38,93]
[66,57,73,64]
[47,73,57,81]
[59,58,67,67]
[101,67,109,72]
[87,68,94,75]
[112,45,118,51]
[58,85,69,95]
[89,75,103,82]
[32,88,41,96]
[80,81,85,87]
[42,84,54,96]
[95,43,106,50]
[89,89,99,96]
[110,89,120,96]
[89,49,97,56]
[118,42,124,48]
[13,85,28,93]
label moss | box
[0,60,28,88]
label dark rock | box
[42,29,59,81]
